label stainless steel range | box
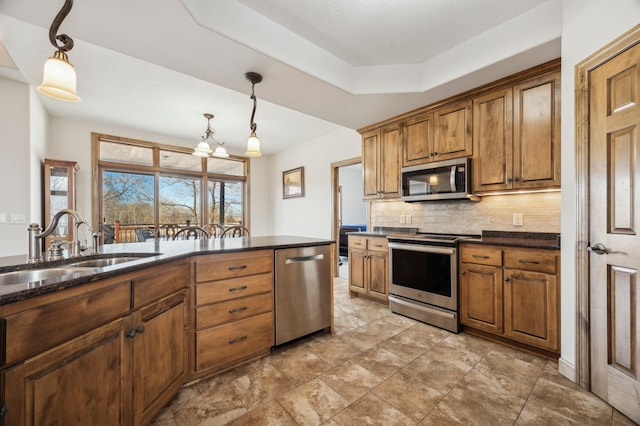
[388,233,471,333]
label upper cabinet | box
[402,101,472,167]
[359,59,561,198]
[473,71,561,193]
[43,159,79,249]
[362,123,402,200]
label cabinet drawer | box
[460,246,503,266]
[196,250,273,282]
[197,292,273,329]
[504,250,557,274]
[367,237,388,253]
[2,280,131,366]
[133,262,190,308]
[196,273,272,305]
[348,236,367,250]
[195,312,273,371]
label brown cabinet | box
[402,101,472,167]
[348,235,388,302]
[0,261,191,426]
[194,250,274,375]
[473,71,560,193]
[459,243,560,354]
[362,123,402,200]
[43,158,79,249]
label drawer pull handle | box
[135,326,145,334]
[472,254,490,259]
[228,336,248,344]
[228,265,248,271]
[126,329,137,338]
[228,306,248,313]
[510,275,548,284]
[229,285,248,292]
[518,259,540,265]
[373,244,383,248]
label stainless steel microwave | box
[401,157,472,202]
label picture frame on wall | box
[283,166,305,199]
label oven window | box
[392,249,452,297]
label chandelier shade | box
[192,113,229,158]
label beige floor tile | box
[388,322,450,351]
[358,317,412,339]
[150,406,176,426]
[277,378,350,426]
[331,392,415,426]
[373,372,443,422]
[171,384,247,425]
[269,348,333,385]
[613,409,638,426]
[440,332,495,357]
[305,334,363,366]
[350,304,389,323]
[229,364,295,411]
[401,351,475,394]
[333,313,368,333]
[319,361,384,402]
[338,327,386,351]
[226,400,297,425]
[353,345,409,379]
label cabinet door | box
[472,88,513,192]
[362,130,380,199]
[368,251,388,300]
[379,124,402,198]
[403,113,434,166]
[513,71,561,190]
[434,100,473,161]
[3,317,131,426]
[349,249,367,293]
[503,269,558,351]
[459,263,503,334]
[132,290,188,425]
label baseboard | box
[558,357,577,383]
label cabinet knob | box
[460,271,466,275]
[504,277,510,282]
[126,329,137,338]
[0,405,7,419]
[135,325,145,334]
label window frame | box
[91,133,250,238]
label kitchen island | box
[0,236,334,426]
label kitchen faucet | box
[27,208,99,263]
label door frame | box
[330,156,362,277]
[574,24,640,390]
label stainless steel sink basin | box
[0,268,84,286]
[66,257,146,268]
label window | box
[93,134,249,243]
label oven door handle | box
[450,165,457,192]
[388,242,455,255]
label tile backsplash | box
[371,192,560,235]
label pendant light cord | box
[250,84,258,133]
[49,0,75,52]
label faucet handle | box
[48,241,66,261]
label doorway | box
[576,25,640,423]
[331,157,366,279]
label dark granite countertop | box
[0,236,334,306]
[461,231,560,250]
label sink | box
[66,257,147,268]
[0,268,85,286]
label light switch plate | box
[11,213,26,224]
[399,215,406,224]
[406,215,412,224]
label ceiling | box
[0,0,561,156]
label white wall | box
[339,166,366,226]
[0,78,34,256]
[270,127,361,238]
[29,89,47,229]
[559,0,640,379]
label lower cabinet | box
[0,261,191,426]
[459,243,560,354]
[348,235,389,302]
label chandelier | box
[192,113,229,158]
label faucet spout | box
[27,208,89,263]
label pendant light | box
[192,113,229,158]
[245,72,263,157]
[38,0,80,102]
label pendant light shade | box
[245,72,263,157]
[38,51,80,102]
[191,113,229,158]
[39,0,80,102]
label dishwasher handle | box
[285,254,325,264]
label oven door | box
[388,242,457,311]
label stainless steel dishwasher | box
[275,244,331,345]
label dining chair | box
[135,228,156,242]
[204,223,225,238]
[172,226,210,240]
[220,225,250,238]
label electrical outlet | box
[406,215,412,224]
[399,215,406,224]
[10,213,26,224]
[513,213,524,226]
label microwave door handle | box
[450,165,457,192]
